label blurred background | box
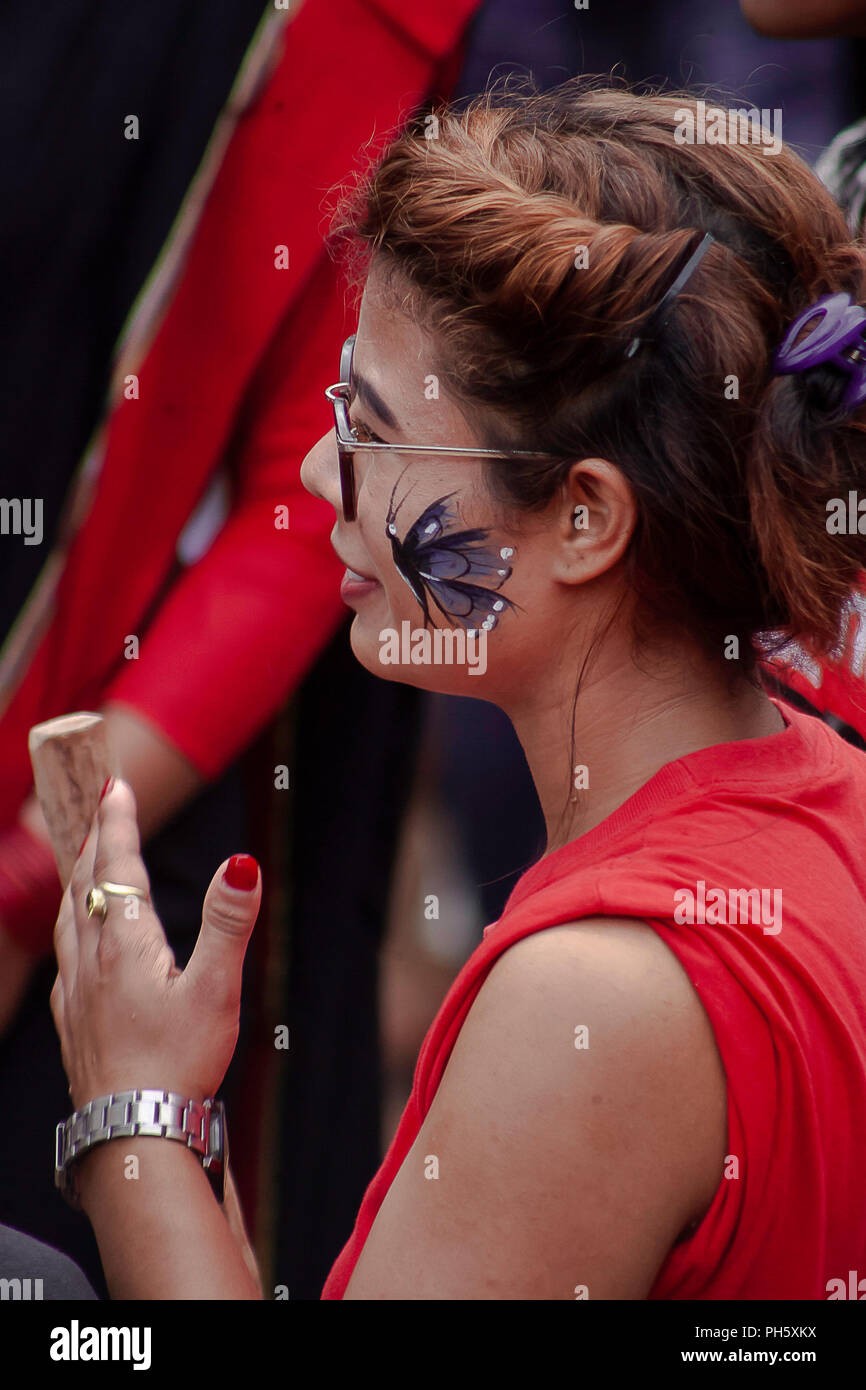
[0,0,863,1300]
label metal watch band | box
[55,1089,227,1209]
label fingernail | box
[224,854,259,891]
[98,776,114,804]
[77,834,88,859]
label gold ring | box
[85,882,150,923]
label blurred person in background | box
[0,0,482,1299]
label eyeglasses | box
[324,334,555,521]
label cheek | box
[349,473,534,689]
[356,478,419,615]
[341,518,414,672]
[354,517,410,619]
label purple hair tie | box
[773,291,866,413]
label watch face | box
[208,1102,225,1159]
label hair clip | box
[772,291,866,413]
[624,232,715,359]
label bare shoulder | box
[475,915,720,1065]
[461,917,727,1221]
[469,922,728,1217]
[346,916,727,1299]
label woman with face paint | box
[50,82,866,1300]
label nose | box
[300,430,341,513]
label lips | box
[340,565,380,603]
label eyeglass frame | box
[324,334,556,521]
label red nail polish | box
[98,776,113,804]
[224,854,259,891]
[77,835,88,859]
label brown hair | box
[332,79,866,671]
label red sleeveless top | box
[322,703,866,1299]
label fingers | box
[49,971,70,1079]
[185,858,261,1015]
[85,779,162,954]
[49,971,64,1033]
[53,880,79,979]
[89,779,150,896]
[58,807,99,974]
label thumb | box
[185,855,261,1012]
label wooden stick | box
[27,712,113,886]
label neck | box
[503,636,786,855]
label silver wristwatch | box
[55,1089,228,1209]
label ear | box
[550,458,637,586]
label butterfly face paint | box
[385,477,517,632]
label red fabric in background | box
[323,703,866,1299]
[765,578,866,739]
